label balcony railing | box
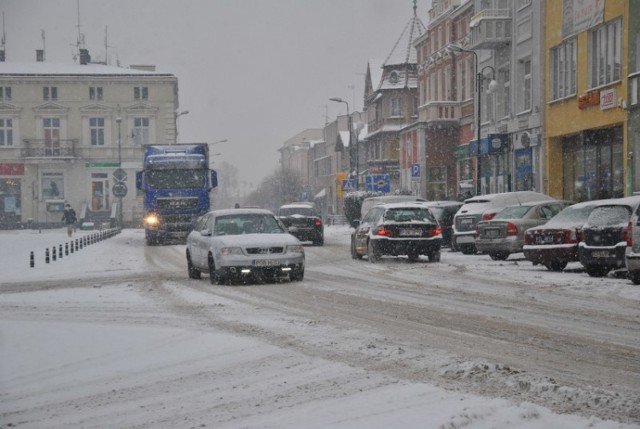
[21,139,78,159]
[419,101,461,125]
[470,8,512,50]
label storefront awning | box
[469,134,509,156]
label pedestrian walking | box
[62,203,77,237]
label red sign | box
[0,163,25,175]
[578,91,600,109]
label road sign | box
[342,179,355,192]
[365,174,390,193]
[113,168,127,183]
[112,182,128,198]
[411,164,420,178]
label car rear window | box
[545,205,594,225]
[494,205,532,219]
[279,207,314,216]
[585,205,631,227]
[384,208,436,223]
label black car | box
[277,202,324,246]
[578,196,640,277]
[419,201,462,247]
[351,202,442,263]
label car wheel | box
[351,238,363,260]
[545,260,567,271]
[428,250,441,262]
[450,240,459,252]
[367,240,380,263]
[628,270,640,285]
[489,251,509,261]
[407,250,420,262]
[186,252,201,279]
[584,264,609,277]
[313,235,324,246]
[208,254,227,285]
[460,244,476,255]
[290,267,305,281]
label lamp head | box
[329,97,345,103]
[486,79,499,94]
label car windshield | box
[494,205,532,219]
[214,213,285,235]
[279,207,315,216]
[586,205,631,226]
[146,169,206,189]
[384,208,436,223]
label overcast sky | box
[3,0,431,189]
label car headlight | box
[287,245,305,254]
[220,247,243,256]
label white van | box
[452,191,554,254]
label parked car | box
[578,196,640,277]
[186,208,305,284]
[452,191,555,254]
[277,202,324,246]
[625,202,640,284]
[475,200,569,260]
[419,200,463,247]
[350,202,442,262]
[523,200,602,271]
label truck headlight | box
[144,214,159,227]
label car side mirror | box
[200,229,212,237]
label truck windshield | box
[146,169,206,189]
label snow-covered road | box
[1,227,638,428]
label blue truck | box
[136,144,217,245]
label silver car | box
[186,208,305,284]
[475,200,568,260]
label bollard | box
[75,238,79,251]
[30,251,34,268]
[52,246,57,261]
[59,244,63,259]
[79,237,83,249]
[65,242,69,256]
[45,248,50,264]
[70,241,74,254]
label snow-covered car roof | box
[210,208,275,217]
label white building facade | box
[0,59,178,228]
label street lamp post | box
[329,97,358,191]
[447,44,498,195]
[175,110,189,143]
[115,116,122,227]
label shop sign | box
[0,163,25,175]
[600,88,616,110]
[578,91,600,109]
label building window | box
[0,118,13,146]
[43,87,58,101]
[519,58,531,112]
[133,117,150,145]
[390,97,402,117]
[499,66,510,118]
[89,117,105,146]
[42,172,64,199]
[43,117,60,156]
[89,87,103,101]
[134,86,148,100]
[0,87,11,101]
[588,19,622,88]
[550,38,577,100]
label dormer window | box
[389,71,399,84]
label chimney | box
[36,49,44,62]
[79,48,91,65]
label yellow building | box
[545,0,630,201]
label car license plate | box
[538,236,553,244]
[486,229,500,238]
[592,250,610,258]
[456,235,475,244]
[461,218,473,225]
[254,259,281,267]
[399,228,421,237]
